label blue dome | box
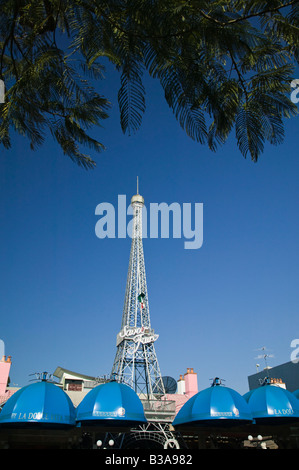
[243,384,299,423]
[76,381,147,426]
[173,381,253,428]
[293,389,299,400]
[0,381,76,428]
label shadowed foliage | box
[0,0,298,167]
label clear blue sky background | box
[1,62,298,395]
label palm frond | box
[1,0,298,166]
[118,58,146,135]
[236,103,265,161]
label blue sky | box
[1,63,298,395]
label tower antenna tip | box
[131,176,144,205]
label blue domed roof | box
[243,383,299,423]
[173,379,253,428]
[0,381,76,428]
[293,389,299,400]
[76,381,147,426]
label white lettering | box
[105,455,139,467]
[95,197,204,249]
[291,339,299,364]
[116,325,159,347]
[127,203,148,238]
[117,195,127,238]
[273,408,293,416]
[183,202,203,249]
[0,339,4,358]
[150,202,181,239]
[0,79,4,103]
[291,79,299,104]
[95,202,115,238]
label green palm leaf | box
[118,58,146,135]
[1,0,298,166]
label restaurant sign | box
[116,325,159,347]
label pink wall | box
[165,368,198,415]
[0,356,12,398]
[184,367,198,396]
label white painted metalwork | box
[111,182,165,397]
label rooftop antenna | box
[137,176,139,195]
[254,347,274,371]
[29,371,54,382]
[209,377,226,387]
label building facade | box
[248,361,299,392]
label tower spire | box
[111,185,165,397]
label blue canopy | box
[76,381,147,426]
[0,381,76,428]
[243,383,299,424]
[173,379,253,428]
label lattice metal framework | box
[111,183,165,397]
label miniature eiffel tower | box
[111,179,165,397]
